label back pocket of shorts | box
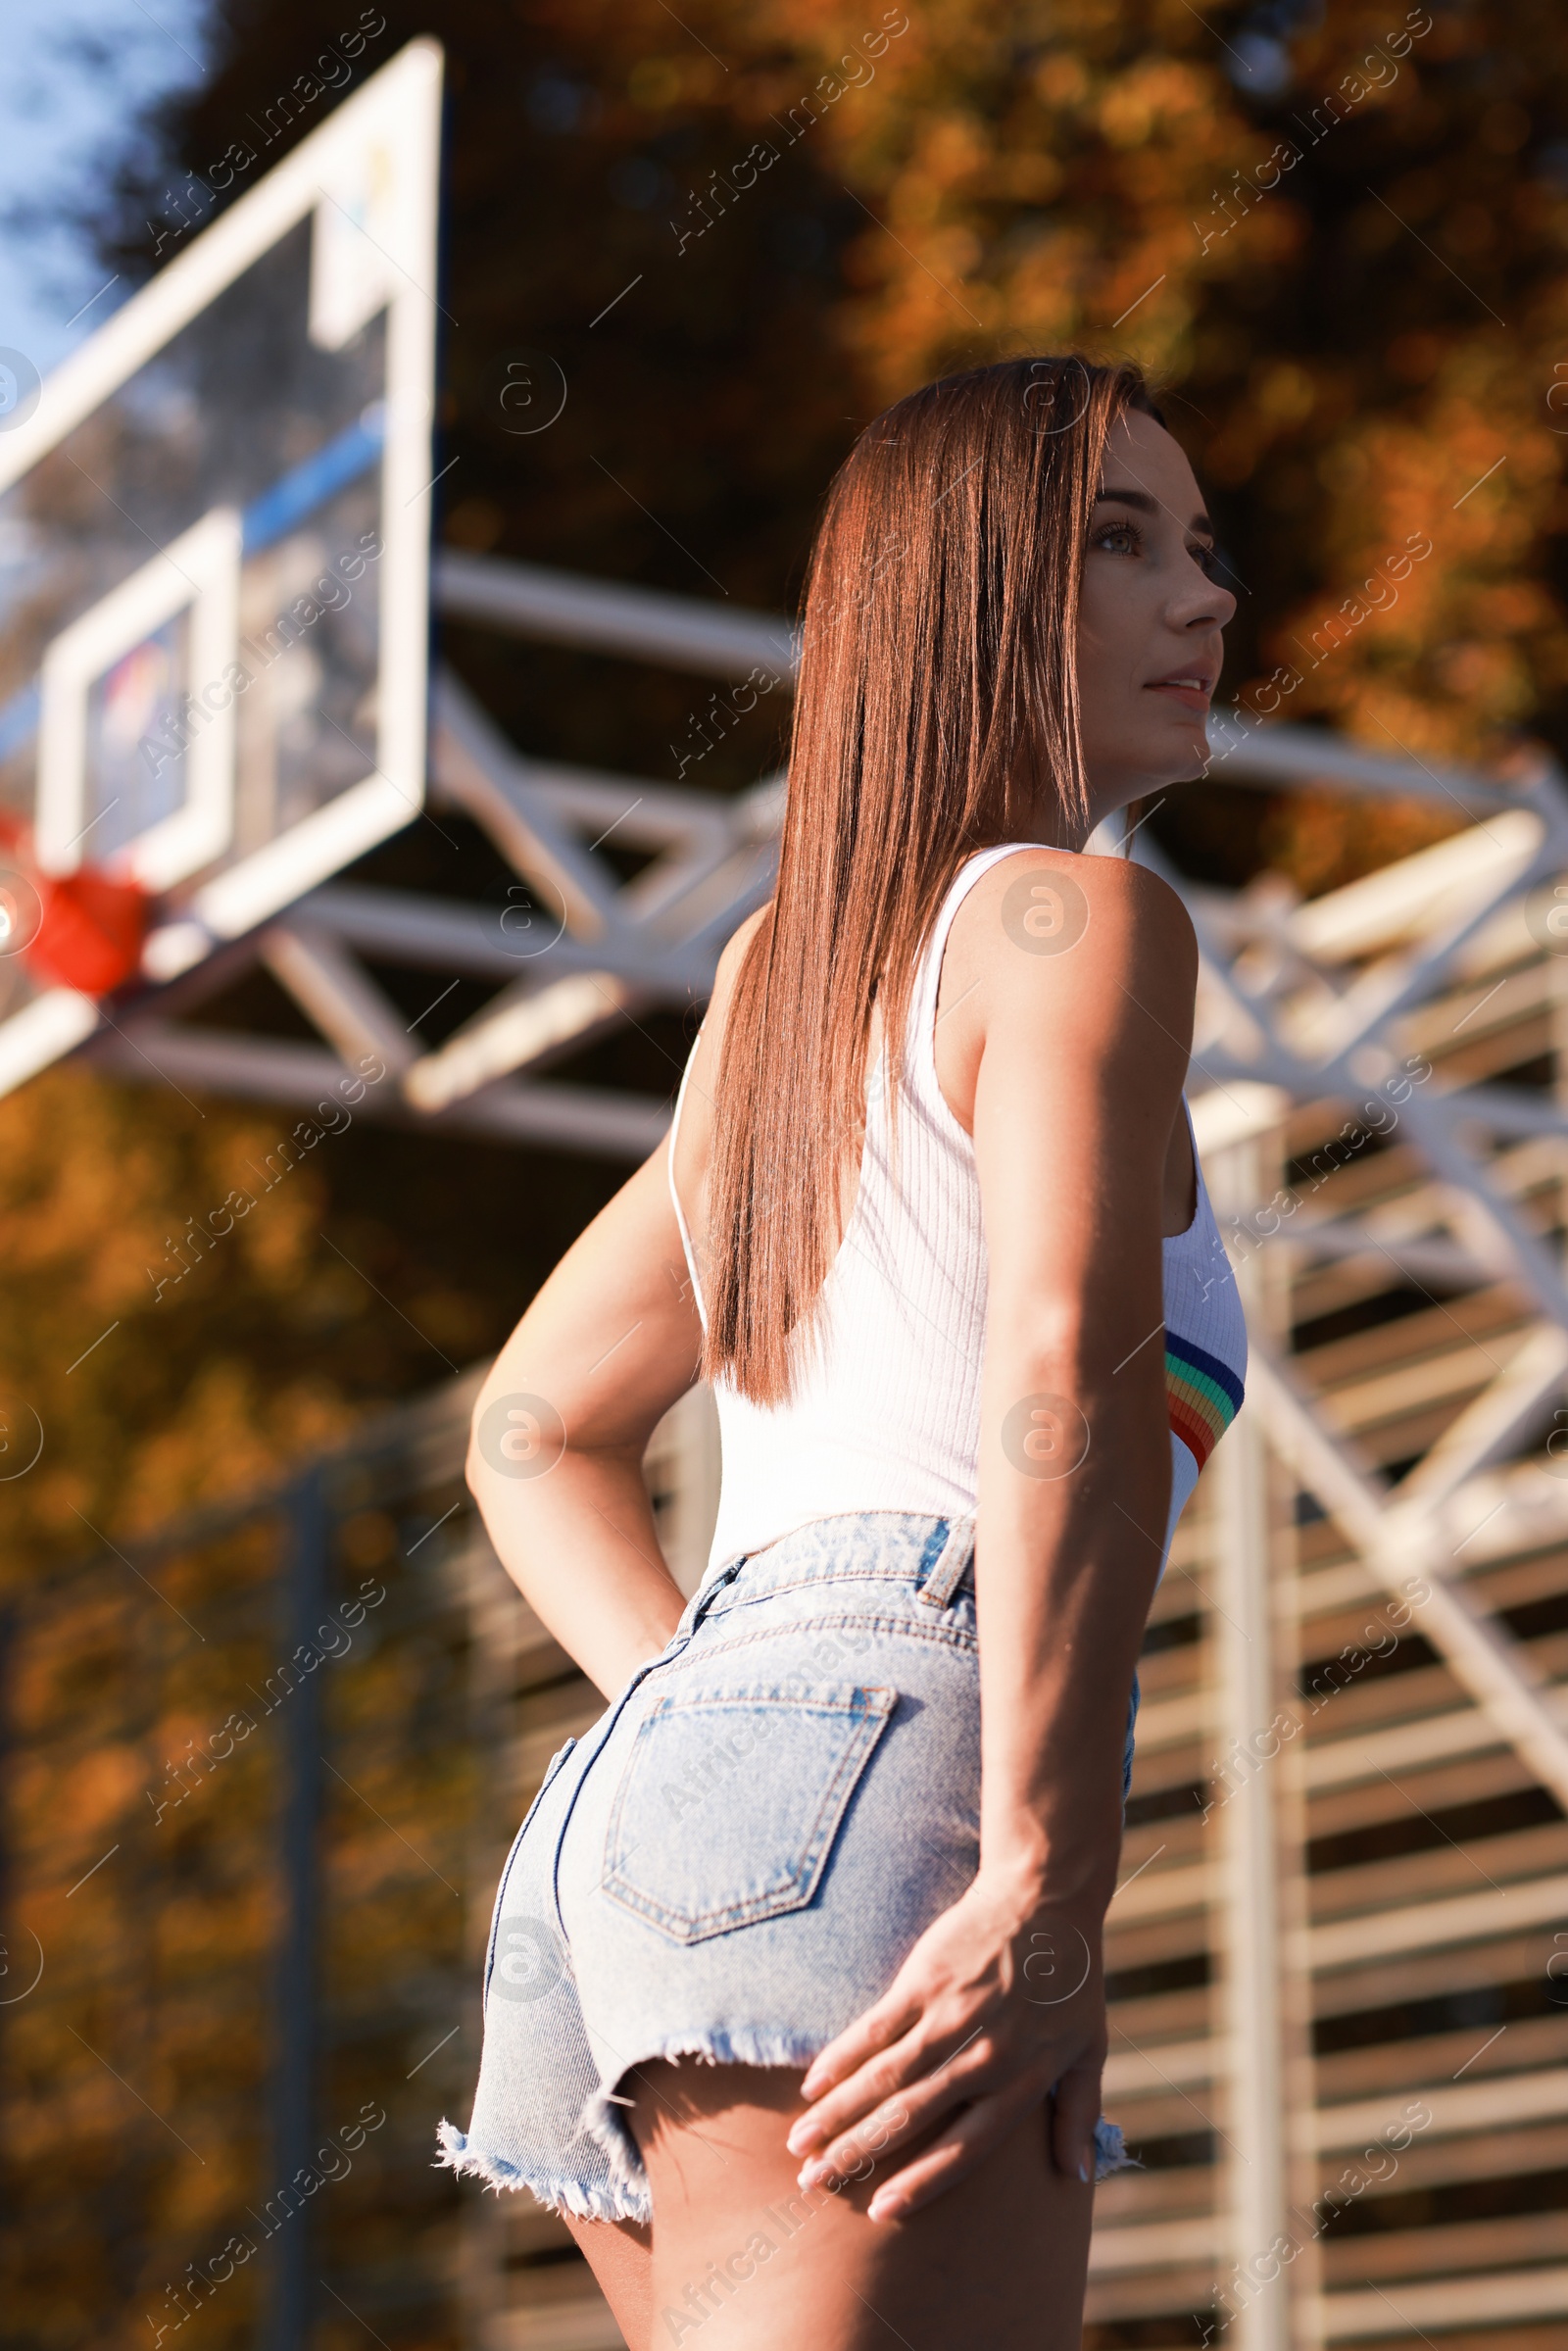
[600,1679,897,1944]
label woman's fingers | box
[783,1879,1113,2217]
[1048,2043,1106,2183]
[790,2002,990,2158]
[791,2031,940,2163]
[788,1989,938,2154]
[796,1984,920,2109]
[796,2024,1105,2193]
[862,2082,1040,2222]
[796,2058,973,2188]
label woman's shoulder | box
[946,842,1196,995]
[712,903,770,994]
[930,844,1197,1136]
[671,905,769,1170]
[689,905,769,1053]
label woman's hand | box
[783,1866,1107,2222]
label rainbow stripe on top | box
[1165,1331,1246,1474]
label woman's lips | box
[1145,680,1212,711]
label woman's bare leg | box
[562,2213,654,2351]
[627,2060,1094,2350]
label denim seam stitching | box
[704,1561,973,1611]
[685,1612,978,1660]
[544,1629,698,1959]
[482,1735,578,2010]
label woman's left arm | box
[783,853,1197,2217]
[466,1140,707,1699]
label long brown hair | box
[702,354,1165,1403]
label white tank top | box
[668,843,1249,1591]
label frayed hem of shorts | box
[1094,2118,1142,2180]
[582,2026,827,2211]
[435,2120,650,2225]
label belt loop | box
[917,1514,976,1609]
[692,1552,747,1629]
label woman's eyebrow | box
[1095,485,1215,537]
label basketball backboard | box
[0,38,442,1091]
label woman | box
[441,355,1246,2350]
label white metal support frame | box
[1160,738,1568,2346]
[82,556,790,1153]
[1166,769,1568,1823]
[1210,1133,1293,2351]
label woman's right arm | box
[970,852,1193,1926]
[466,1140,706,1699]
[466,913,760,1700]
[784,850,1197,2214]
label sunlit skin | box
[463,409,1232,2349]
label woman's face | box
[1072,408,1236,836]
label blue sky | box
[0,0,210,379]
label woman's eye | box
[1093,520,1141,555]
[1192,542,1223,580]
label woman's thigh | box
[626,2058,1095,2351]
[563,2214,654,2351]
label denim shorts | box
[438,1510,1139,2223]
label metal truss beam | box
[80,556,797,1146]
[1166,777,1568,2047]
[87,1017,668,1154]
[432,548,797,684]
[1132,726,1568,2347]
